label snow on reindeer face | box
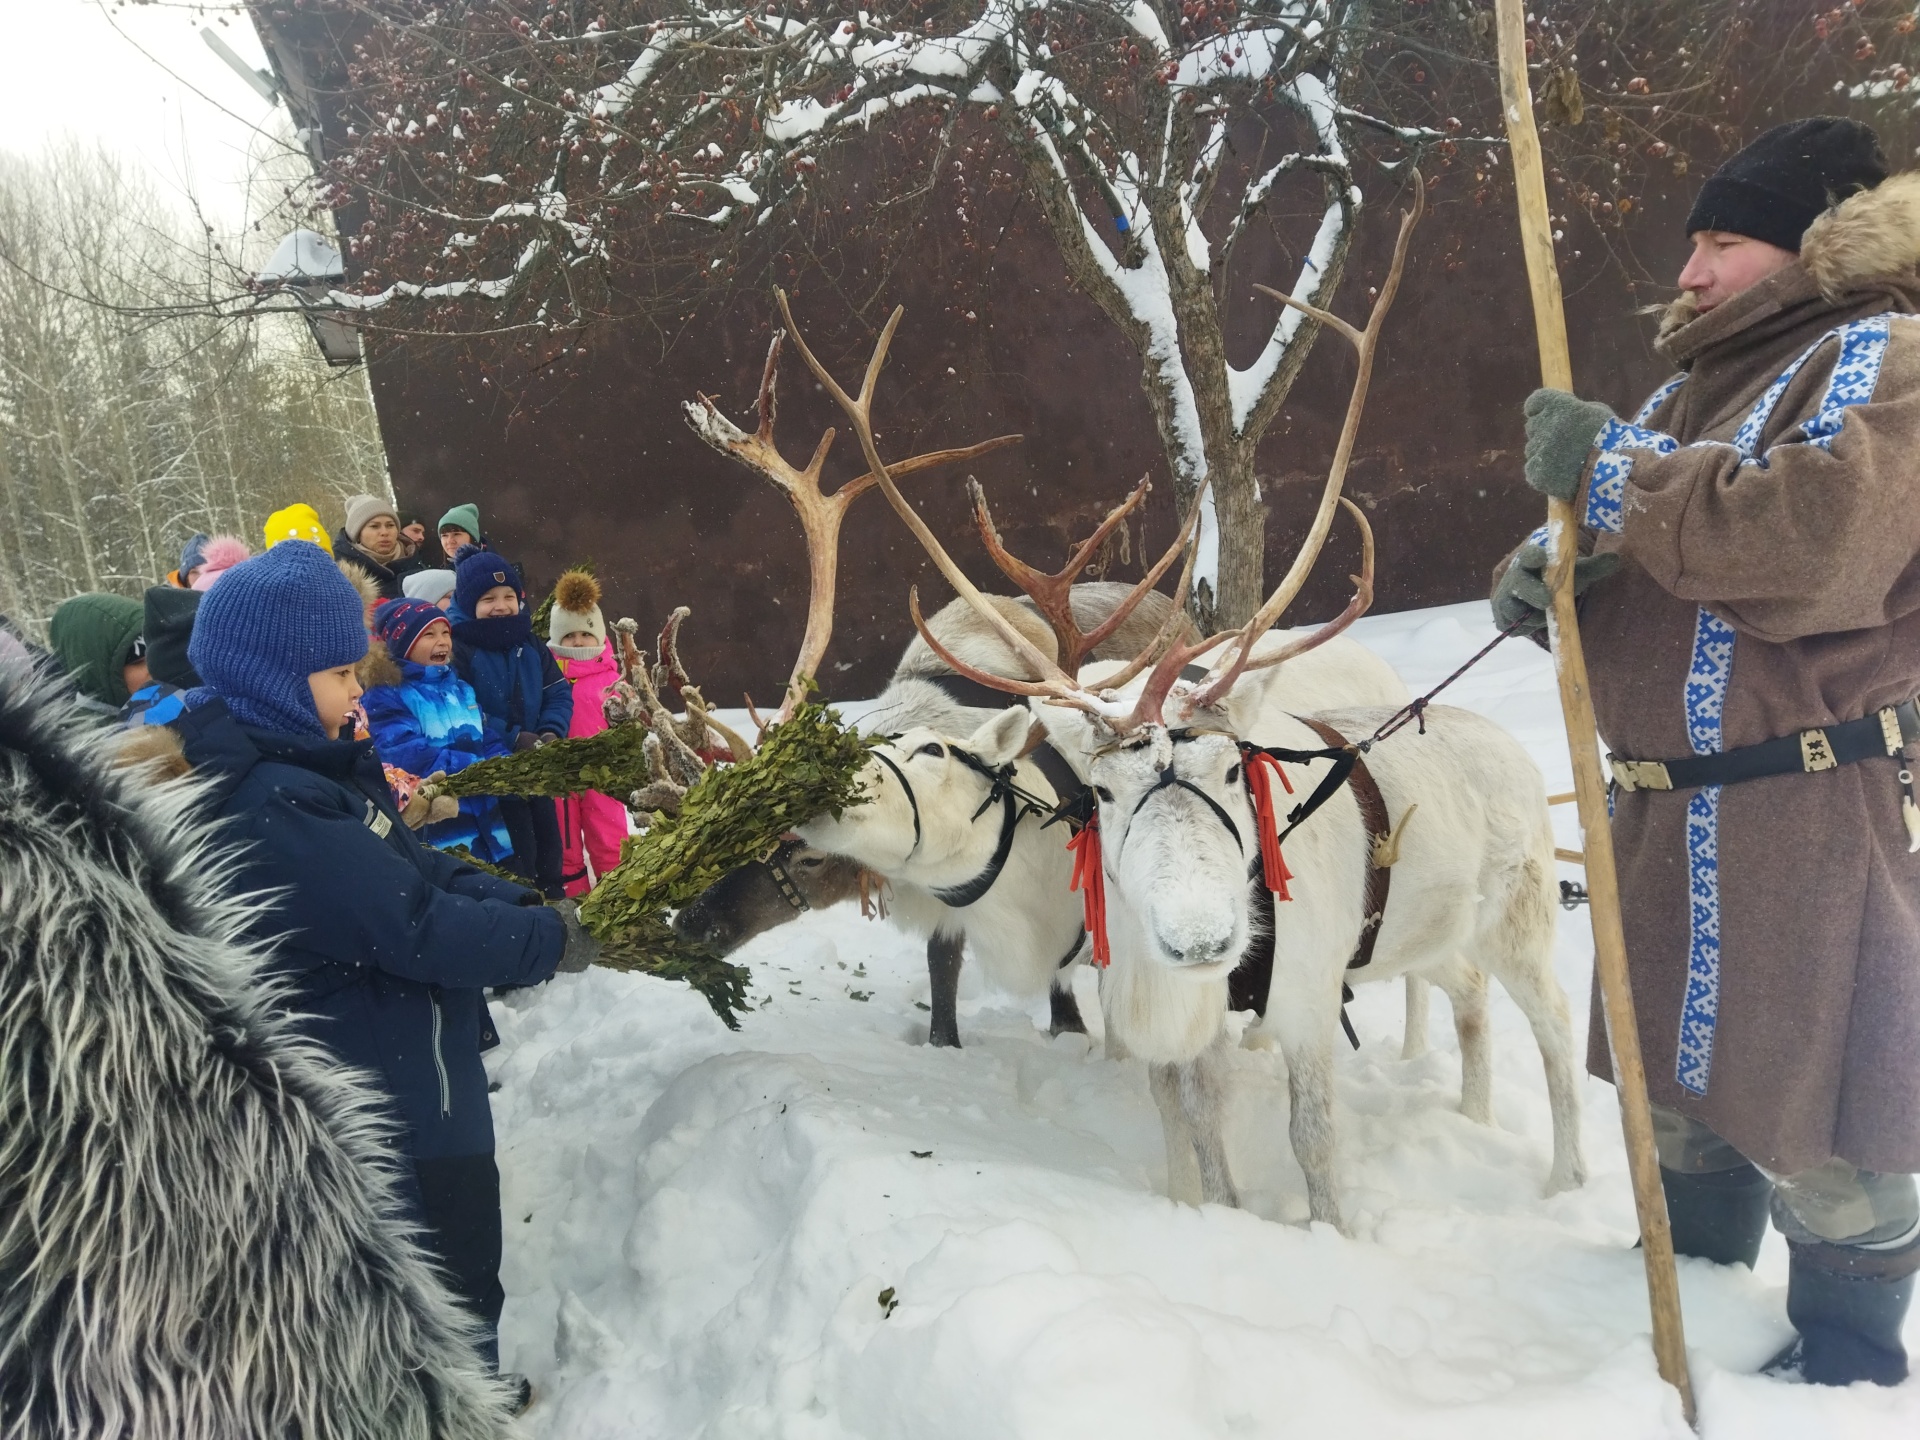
[796,707,1033,880]
[1084,725,1255,974]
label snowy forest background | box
[0,138,388,637]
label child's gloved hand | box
[513,731,542,752]
[537,731,560,747]
[401,771,461,830]
[549,898,599,972]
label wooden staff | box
[1492,0,1697,1425]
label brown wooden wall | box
[370,172,1692,702]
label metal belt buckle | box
[1799,727,1838,773]
[1880,707,1905,756]
[1608,758,1672,792]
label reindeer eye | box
[915,742,945,759]
[1094,785,1114,804]
[796,855,825,869]
[1225,763,1241,786]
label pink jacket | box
[552,640,625,894]
[556,641,617,739]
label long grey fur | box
[0,667,517,1439]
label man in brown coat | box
[1493,117,1920,1387]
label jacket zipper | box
[429,994,452,1118]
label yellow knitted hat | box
[263,502,333,554]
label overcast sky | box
[0,1,283,233]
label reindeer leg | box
[1434,959,1493,1125]
[1180,1040,1240,1208]
[926,930,964,1049]
[1486,940,1588,1194]
[1269,981,1344,1230]
[1048,958,1087,1036]
[1149,1062,1203,1205]
[1401,975,1431,1060]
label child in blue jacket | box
[362,598,516,866]
[448,547,573,898]
[169,541,592,1401]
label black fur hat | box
[1686,117,1888,252]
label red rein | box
[1068,748,1296,969]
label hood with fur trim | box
[1658,170,1920,344]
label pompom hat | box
[188,540,370,737]
[547,570,607,654]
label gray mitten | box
[1522,388,1617,501]
[550,897,600,973]
[1492,544,1622,636]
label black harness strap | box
[1055,927,1088,971]
[870,749,923,855]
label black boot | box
[1659,1163,1773,1268]
[1768,1236,1919,1387]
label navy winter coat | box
[451,613,573,739]
[173,698,565,1159]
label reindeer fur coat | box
[1567,172,1920,1174]
[0,671,519,1438]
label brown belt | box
[1297,717,1393,972]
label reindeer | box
[675,303,1409,1047]
[810,178,1585,1228]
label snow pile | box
[487,602,1920,1437]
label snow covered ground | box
[485,601,1920,1438]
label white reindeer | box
[676,312,1409,1048]
[808,179,1584,1227]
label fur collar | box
[1656,171,1920,349]
[358,638,405,690]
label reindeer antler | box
[686,326,1021,721]
[774,291,1144,723]
[808,171,1422,739]
[1178,170,1425,713]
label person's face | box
[433,593,454,612]
[1676,231,1797,314]
[308,662,365,736]
[474,585,519,619]
[441,527,474,558]
[359,514,402,556]
[406,621,454,666]
[560,630,598,650]
[123,656,151,695]
[402,521,428,546]
[182,566,203,586]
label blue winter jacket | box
[362,658,515,862]
[452,612,573,740]
[173,698,565,1159]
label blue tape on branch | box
[1113,214,1130,233]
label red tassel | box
[1242,750,1295,901]
[1066,811,1111,967]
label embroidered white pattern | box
[1667,313,1906,1095]
[1585,420,1678,533]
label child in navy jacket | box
[448,546,572,897]
[170,541,590,1393]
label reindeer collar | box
[873,742,1051,908]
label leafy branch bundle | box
[578,702,872,1026]
[427,723,654,800]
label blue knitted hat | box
[178,532,210,578]
[188,541,369,737]
[453,544,522,617]
[373,597,450,661]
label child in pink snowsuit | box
[547,572,627,896]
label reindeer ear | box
[964,705,1033,767]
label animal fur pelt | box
[0,670,516,1439]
